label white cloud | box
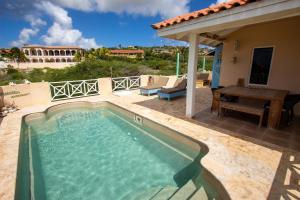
[93,0,189,19]
[9,0,190,48]
[25,15,47,27]
[36,1,72,27]
[51,0,189,19]
[52,0,94,12]
[11,28,39,47]
[37,1,99,49]
[211,0,230,6]
[216,0,230,3]
[11,15,46,47]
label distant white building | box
[21,45,83,63]
[152,48,175,55]
[109,49,144,59]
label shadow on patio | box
[134,87,300,152]
[133,87,300,199]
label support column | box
[202,56,206,72]
[186,33,199,118]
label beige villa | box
[22,45,82,63]
[152,0,300,120]
[6,45,83,69]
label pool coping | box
[0,96,299,199]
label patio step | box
[169,180,197,200]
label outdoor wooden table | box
[212,86,289,128]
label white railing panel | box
[50,79,99,101]
[112,76,140,91]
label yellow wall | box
[220,16,300,114]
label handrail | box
[50,79,98,84]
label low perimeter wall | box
[0,82,52,108]
[0,75,178,109]
[6,62,77,69]
[0,77,115,109]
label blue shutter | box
[211,44,223,88]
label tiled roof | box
[152,0,261,30]
[0,49,11,54]
[110,49,144,54]
[22,45,81,49]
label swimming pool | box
[15,102,220,200]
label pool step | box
[123,181,210,200]
[131,187,163,200]
[126,186,177,200]
[169,180,197,200]
[150,186,178,200]
[189,187,208,200]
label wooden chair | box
[196,73,210,87]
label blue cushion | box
[158,90,186,100]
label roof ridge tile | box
[152,0,259,30]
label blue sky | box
[0,0,223,49]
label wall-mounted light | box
[231,56,237,64]
[234,40,240,51]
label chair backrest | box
[176,79,187,89]
[155,76,169,86]
[237,78,245,87]
[173,77,184,87]
[285,94,300,105]
[197,73,209,80]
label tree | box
[97,48,109,59]
[74,51,84,62]
[9,47,28,68]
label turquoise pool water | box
[16,105,210,200]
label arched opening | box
[60,50,65,56]
[24,50,29,56]
[66,50,71,56]
[31,49,37,56]
[55,58,60,62]
[67,58,72,62]
[49,50,54,56]
[32,59,38,63]
[49,58,55,62]
[44,50,48,56]
[71,50,76,55]
[37,50,42,56]
[39,59,43,63]
[45,59,50,63]
[61,58,66,62]
[54,50,60,56]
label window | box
[249,47,274,85]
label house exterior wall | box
[220,16,300,114]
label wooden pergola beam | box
[199,33,225,43]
